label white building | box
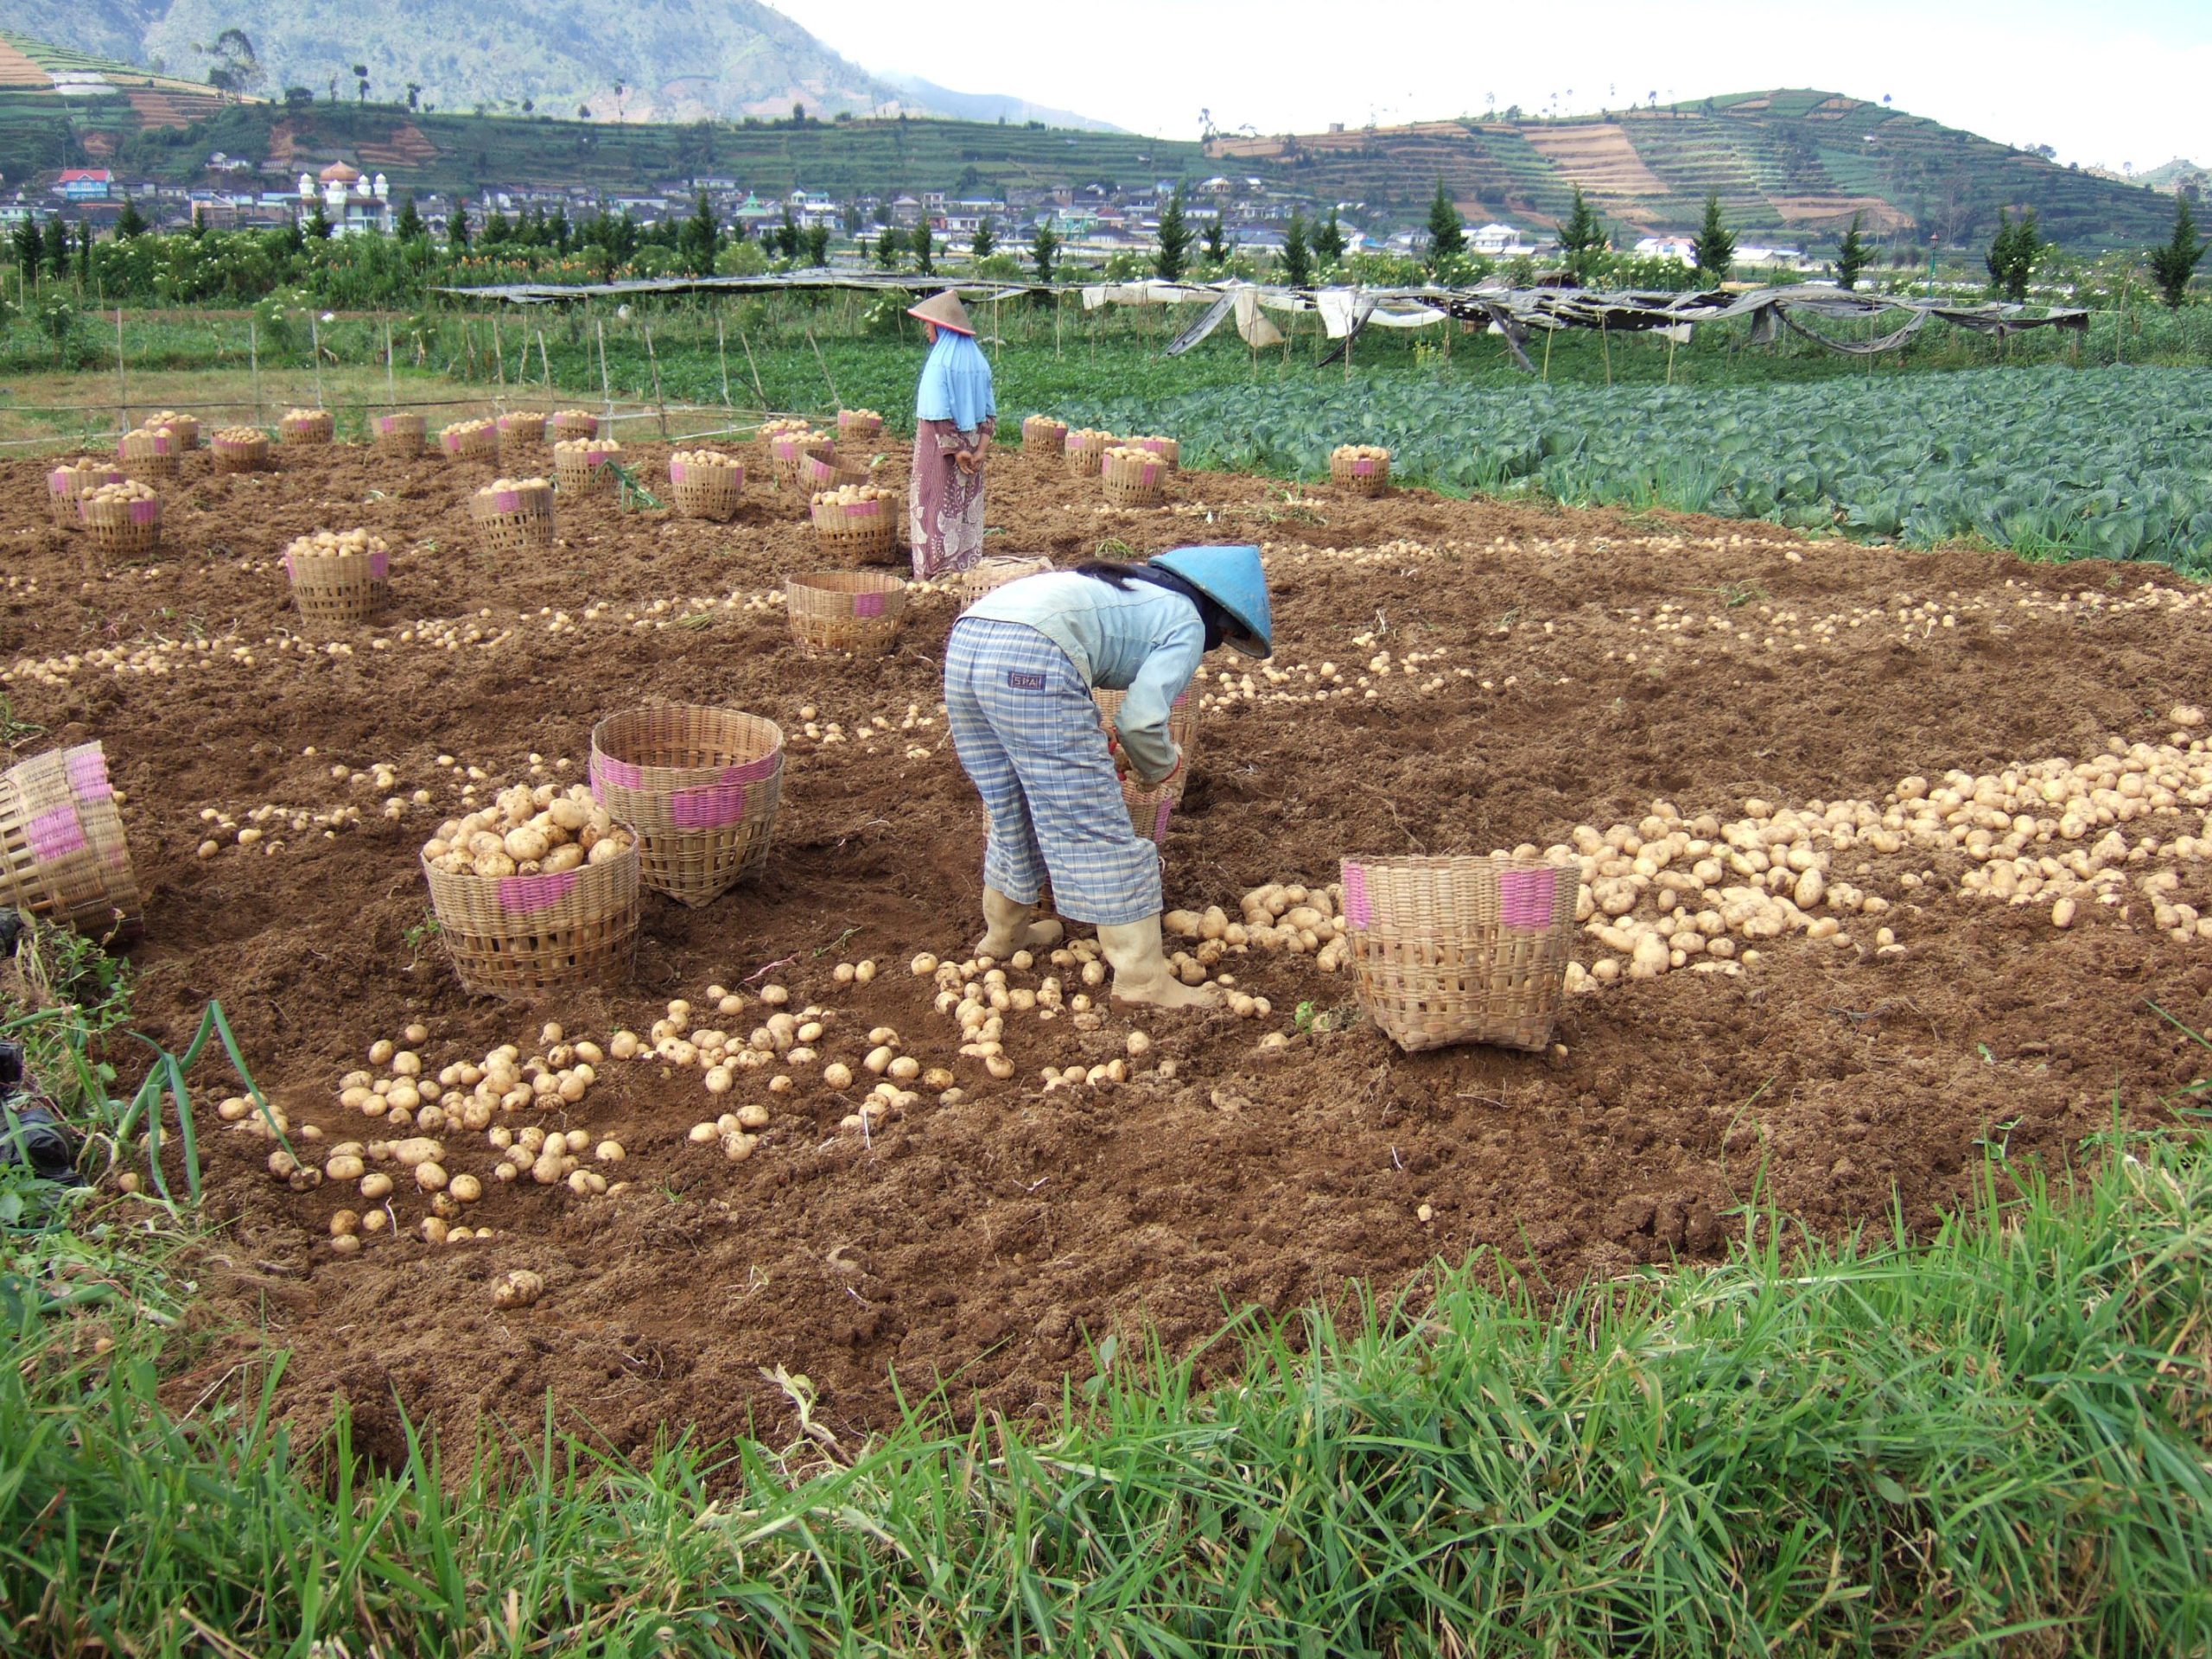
[298,164,393,236]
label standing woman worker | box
[945,547,1274,1009]
[907,289,995,580]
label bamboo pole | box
[643,323,667,438]
[804,324,839,407]
[385,318,397,407]
[309,312,326,408]
[250,316,263,426]
[715,311,733,408]
[596,319,613,420]
[537,330,553,405]
[492,315,505,410]
[113,309,129,431]
[735,324,770,410]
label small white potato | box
[823,1062,855,1090]
[595,1140,625,1162]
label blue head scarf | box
[914,328,996,432]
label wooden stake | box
[385,318,397,407]
[735,324,769,410]
[1600,315,1611,387]
[643,323,667,438]
[309,312,326,409]
[113,308,129,430]
[493,314,505,409]
[537,329,552,404]
[1541,321,1553,382]
[1665,324,1677,385]
[715,311,733,408]
[1055,286,1063,359]
[596,319,613,421]
[250,315,263,426]
[804,324,839,408]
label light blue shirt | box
[914,331,996,431]
[967,572,1205,782]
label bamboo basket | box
[423,844,640,998]
[800,449,871,494]
[770,432,832,490]
[836,410,884,446]
[210,431,270,474]
[959,556,1052,610]
[1128,435,1180,470]
[118,427,181,480]
[1330,448,1391,496]
[1102,448,1168,509]
[810,493,899,563]
[285,545,390,626]
[1093,687,1199,845]
[1065,429,1114,479]
[669,455,745,520]
[47,461,124,532]
[555,442,621,496]
[785,571,907,653]
[589,705,785,906]
[145,414,199,451]
[79,492,161,558]
[372,411,425,457]
[548,411,599,443]
[497,411,547,447]
[280,410,335,446]
[441,421,499,461]
[0,742,142,938]
[1022,415,1067,456]
[469,482,556,556]
[1338,855,1582,1052]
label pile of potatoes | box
[1166,882,1351,982]
[672,448,741,473]
[811,484,896,510]
[1332,443,1390,466]
[553,436,621,461]
[918,934,1188,1082]
[84,479,158,509]
[478,475,552,498]
[283,407,321,423]
[758,417,811,443]
[553,407,596,423]
[282,528,388,563]
[422,784,634,879]
[442,416,496,439]
[270,1134,502,1251]
[213,425,262,447]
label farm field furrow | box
[4,440,2209,1454]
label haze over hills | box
[874,74,1120,135]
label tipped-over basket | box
[469,481,556,556]
[785,570,907,654]
[959,555,1052,611]
[0,742,142,938]
[1339,855,1582,1052]
[285,543,390,626]
[423,843,640,997]
[769,431,833,490]
[669,454,745,520]
[1094,687,1200,846]
[589,705,785,906]
[800,449,871,494]
[280,410,334,446]
[372,411,425,457]
[47,461,124,532]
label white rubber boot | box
[975,889,1065,958]
[1098,916,1222,1009]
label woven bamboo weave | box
[1064,429,1114,479]
[1330,450,1391,496]
[79,493,161,558]
[1339,855,1581,1052]
[47,461,123,532]
[1093,687,1200,846]
[1102,449,1167,508]
[0,742,142,938]
[669,456,745,520]
[554,443,620,495]
[423,844,639,997]
[372,412,425,457]
[469,483,556,556]
[810,495,899,563]
[440,422,499,461]
[785,571,906,653]
[589,705,785,906]
[1021,415,1067,456]
[1128,435,1180,469]
[497,411,547,446]
[211,433,269,474]
[280,410,334,446]
[118,428,180,480]
[836,410,884,445]
[770,433,832,490]
[548,412,599,443]
[286,547,390,626]
[800,450,871,493]
[146,414,199,451]
[958,556,1052,610]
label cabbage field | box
[1054,365,2212,572]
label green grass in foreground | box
[0,941,2209,1656]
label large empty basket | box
[589,705,785,906]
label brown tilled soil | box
[4,437,2207,1463]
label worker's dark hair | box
[1076,560,1228,651]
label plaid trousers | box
[944,617,1161,925]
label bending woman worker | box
[906,288,995,580]
[945,546,1273,1009]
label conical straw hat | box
[906,289,975,335]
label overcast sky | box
[764,0,2209,174]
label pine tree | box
[1031,219,1060,283]
[1693,193,1735,281]
[42,217,68,278]
[1203,213,1228,266]
[912,220,935,276]
[73,222,90,283]
[1835,211,1872,291]
[480,208,511,245]
[679,190,721,275]
[876,226,903,270]
[547,205,571,252]
[1281,208,1313,287]
[2147,195,2206,308]
[448,201,472,251]
[393,194,423,241]
[114,196,149,238]
[1558,184,1607,283]
[11,216,41,279]
[279,212,304,256]
[1154,187,1191,281]
[775,207,799,259]
[306,199,334,240]
[803,222,829,266]
[1425,180,1465,267]
[1313,207,1344,265]
[1986,208,2039,302]
[970,216,995,260]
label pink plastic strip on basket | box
[129,499,160,525]
[853,592,887,619]
[1151,797,1173,842]
[1498,867,1557,931]
[669,461,690,484]
[667,782,753,830]
[488,489,522,512]
[66,747,111,799]
[499,869,579,914]
[27,806,86,861]
[369,550,391,581]
[47,470,68,496]
[1341,861,1372,929]
[590,753,641,793]
[842,501,882,518]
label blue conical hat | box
[1148,544,1272,658]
